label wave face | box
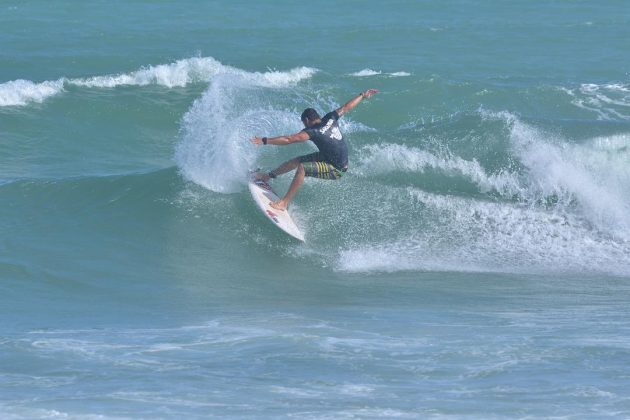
[3,56,630,277]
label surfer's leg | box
[267,153,320,179]
[270,159,343,210]
[271,163,305,211]
[270,156,303,177]
[260,153,320,183]
[254,157,300,181]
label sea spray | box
[175,67,316,193]
[486,110,630,240]
[337,186,630,275]
[328,110,630,274]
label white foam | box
[337,187,630,275]
[348,69,410,77]
[562,82,630,120]
[70,58,316,89]
[0,57,317,106]
[248,66,318,88]
[589,132,630,151]
[349,69,382,77]
[339,119,376,134]
[70,57,223,88]
[483,110,630,240]
[0,78,65,106]
[332,109,630,275]
[355,143,522,195]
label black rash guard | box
[303,111,348,170]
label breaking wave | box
[0,56,317,107]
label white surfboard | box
[248,177,305,242]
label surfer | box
[251,88,378,211]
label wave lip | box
[0,78,65,106]
[348,69,410,77]
[247,66,318,88]
[355,143,522,195]
[494,110,630,239]
[0,57,318,107]
[69,57,225,89]
[69,57,316,89]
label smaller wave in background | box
[0,79,65,107]
[0,56,316,107]
[348,69,411,77]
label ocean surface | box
[2,1,630,418]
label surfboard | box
[248,176,305,242]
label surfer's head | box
[301,108,320,127]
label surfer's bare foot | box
[270,200,288,211]
[254,171,270,182]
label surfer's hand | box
[251,136,264,146]
[362,88,379,99]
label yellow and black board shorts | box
[299,153,345,180]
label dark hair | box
[301,108,320,123]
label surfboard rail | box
[248,177,305,242]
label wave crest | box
[355,143,522,195]
[0,79,65,106]
[0,56,317,107]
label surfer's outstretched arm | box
[250,131,309,146]
[336,88,379,117]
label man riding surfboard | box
[251,88,378,211]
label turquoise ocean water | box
[2,1,630,418]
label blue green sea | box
[2,1,630,418]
